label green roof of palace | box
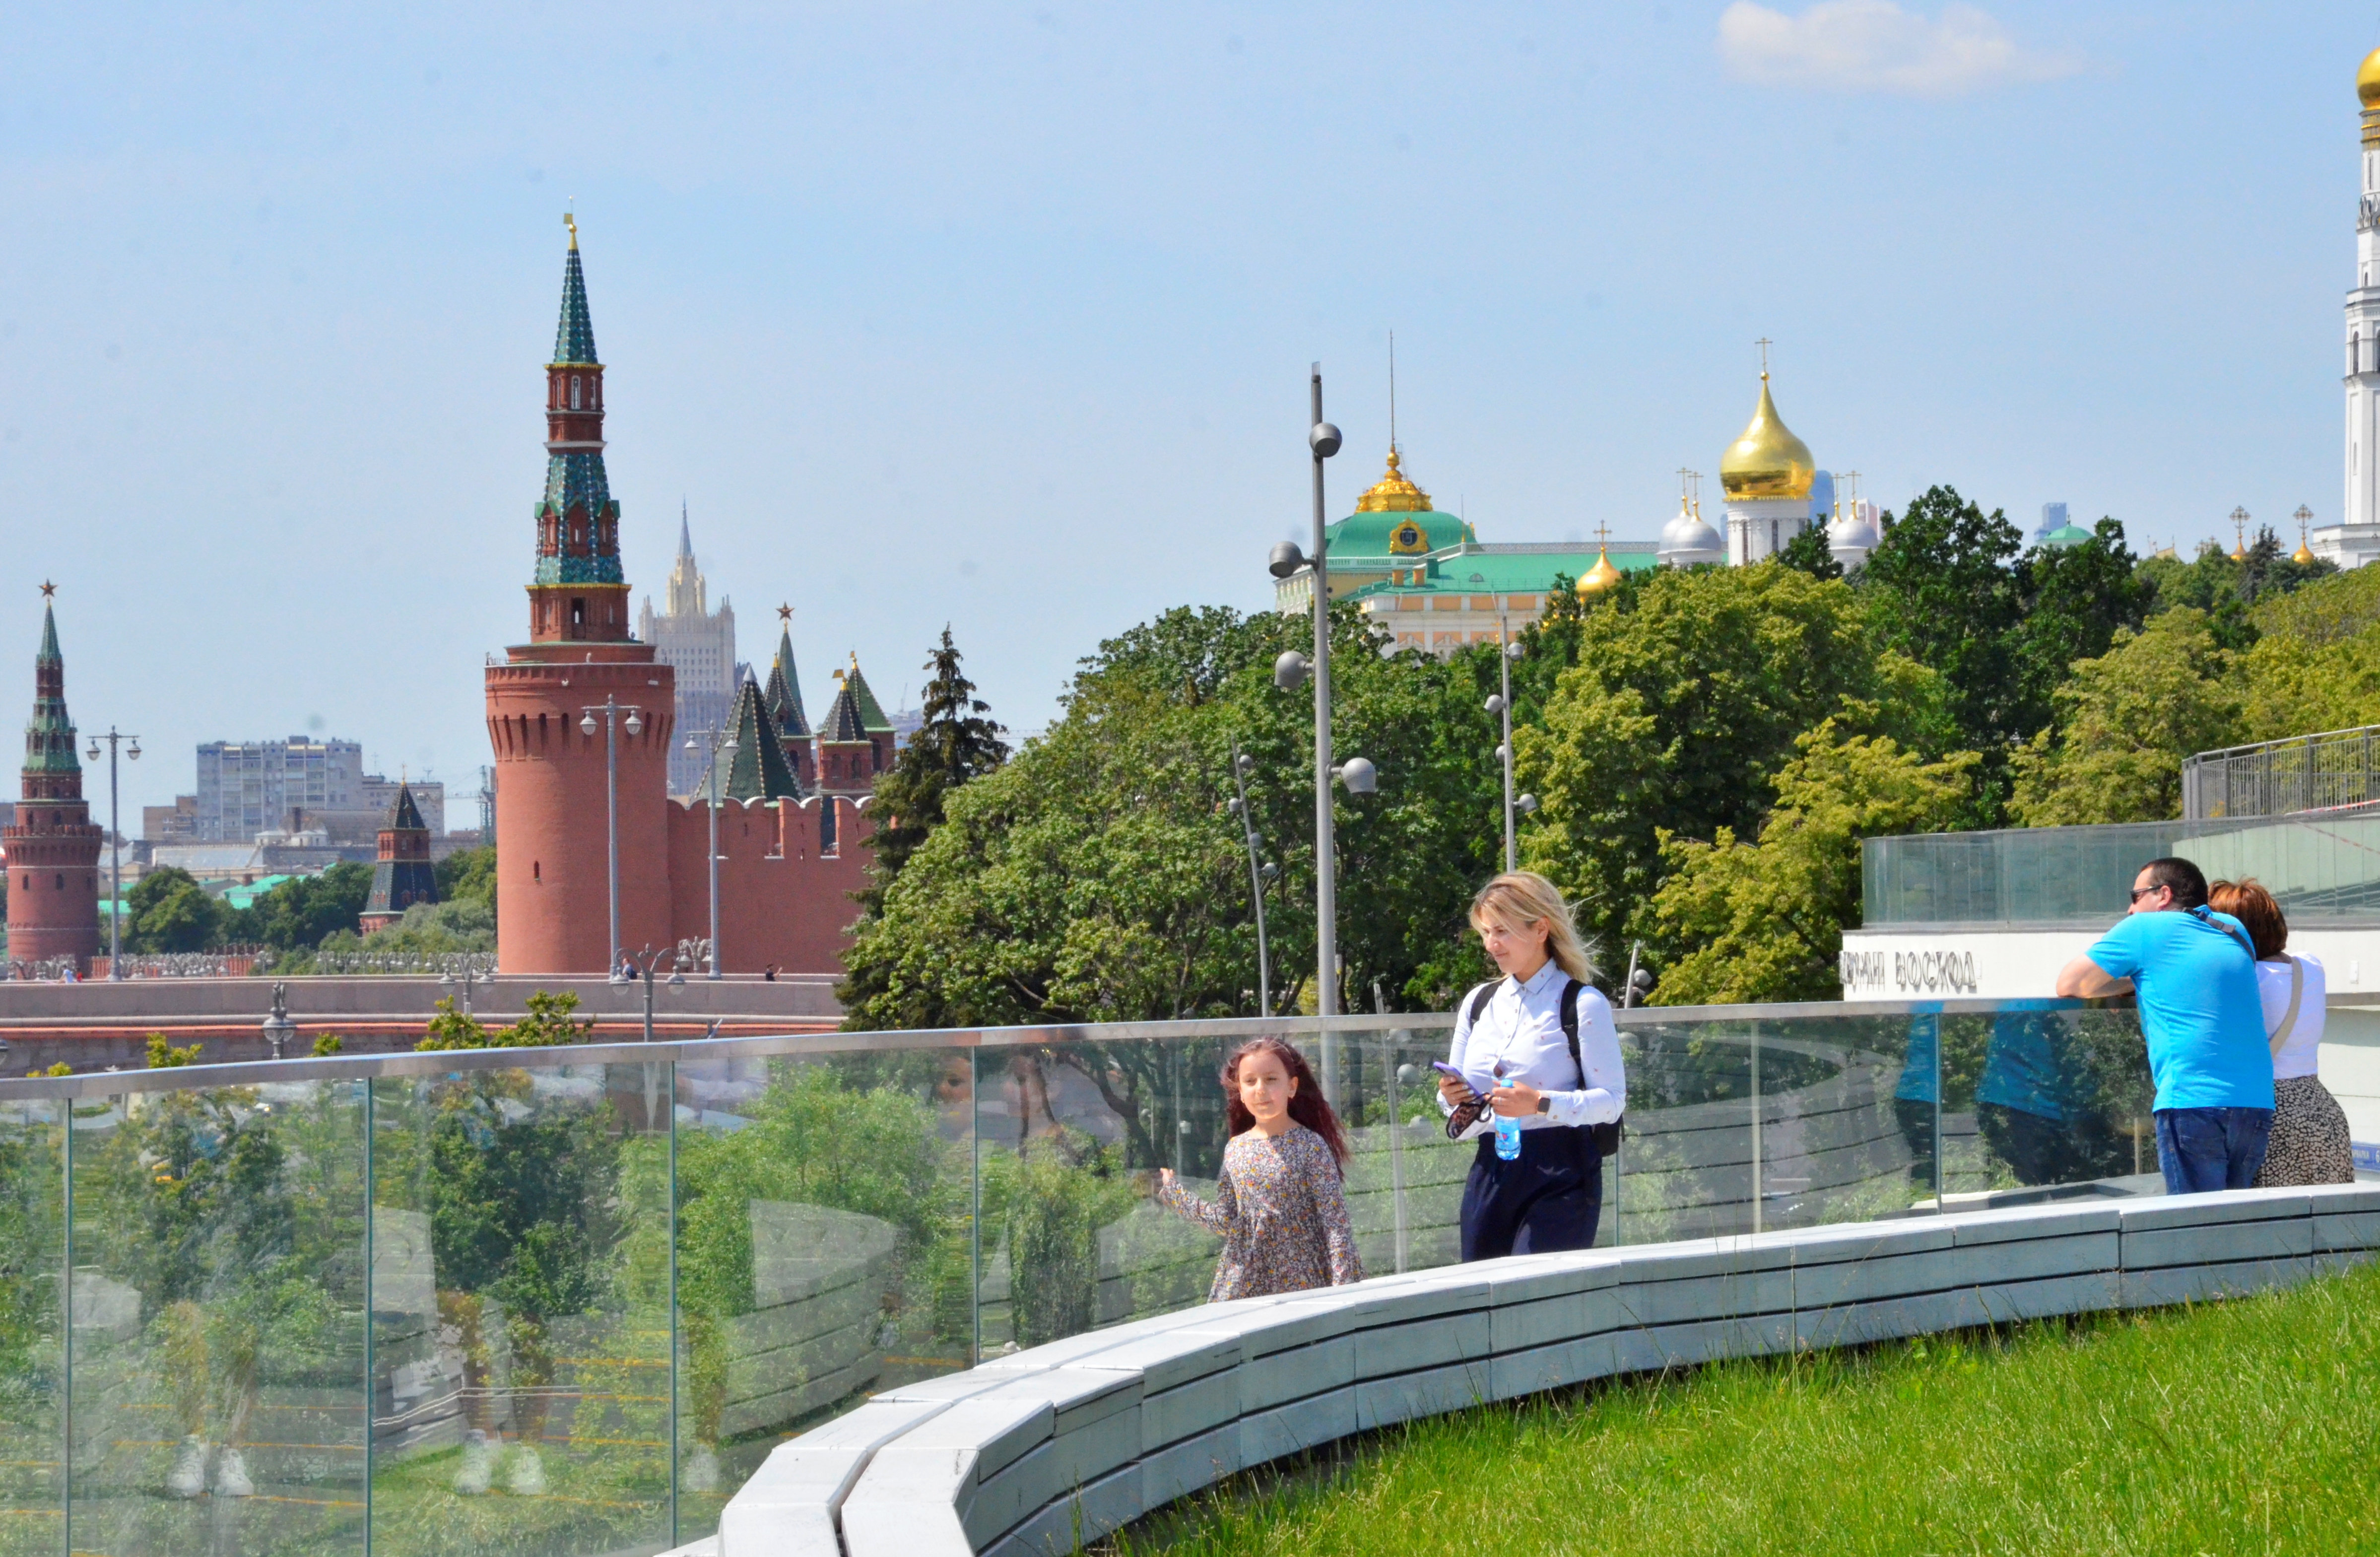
[1345,547,1658,601]
[1321,509,1477,561]
[2039,523,2096,548]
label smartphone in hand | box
[1429,1060,1480,1099]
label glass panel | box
[66,1078,368,1557]
[369,1061,670,1557]
[1744,1013,1932,1230]
[1360,1026,1467,1273]
[0,1097,63,1557]
[670,1047,975,1546]
[1935,1006,2159,1206]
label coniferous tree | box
[859,626,1009,911]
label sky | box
[1,1,2376,824]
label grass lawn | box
[1109,1258,2380,1557]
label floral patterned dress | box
[1157,1123,1363,1300]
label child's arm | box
[1305,1141,1364,1286]
[1157,1163,1237,1234]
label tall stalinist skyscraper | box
[639,510,737,796]
[2322,49,2380,568]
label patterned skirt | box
[2253,1073,2356,1188]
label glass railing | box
[1862,812,2380,926]
[0,997,2162,1555]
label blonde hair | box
[1469,872,1596,985]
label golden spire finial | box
[2230,506,2249,561]
[564,211,578,250]
[1577,524,1623,596]
[2295,504,2317,565]
[1756,337,1772,381]
[1388,329,1397,454]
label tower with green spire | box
[5,587,102,971]
[721,674,802,801]
[526,212,628,644]
[762,605,816,791]
[359,781,438,934]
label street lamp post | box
[83,727,139,978]
[1224,738,1274,1015]
[580,696,644,978]
[624,943,689,1042]
[1483,612,1534,873]
[682,727,740,979]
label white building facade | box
[638,512,739,797]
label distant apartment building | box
[194,737,365,842]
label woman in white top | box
[1435,872,1626,1260]
[2209,880,2355,1186]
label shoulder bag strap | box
[1466,982,1497,1029]
[1558,978,1584,1083]
[2270,955,2303,1060]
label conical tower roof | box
[821,672,870,743]
[843,653,893,733]
[22,594,79,779]
[764,615,811,740]
[387,780,428,832]
[552,219,598,365]
[721,675,802,801]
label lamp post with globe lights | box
[1223,738,1279,1015]
[683,726,740,978]
[580,696,643,979]
[1263,364,1380,1017]
[83,726,139,977]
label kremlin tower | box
[4,590,102,972]
[359,780,436,935]
[485,219,676,973]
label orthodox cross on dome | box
[1592,522,1612,549]
[2230,506,2250,560]
[1756,338,1773,380]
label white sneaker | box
[211,1448,254,1497]
[165,1435,207,1499]
[682,1444,720,1493]
[453,1430,496,1496]
[504,1443,546,1497]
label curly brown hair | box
[1218,1037,1350,1170]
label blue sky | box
[0,1,2373,821]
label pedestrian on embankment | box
[2055,856,2274,1193]
[2208,878,2356,1187]
[1438,871,1626,1260]
[1157,1037,1362,1300]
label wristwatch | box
[1534,1095,1552,1114]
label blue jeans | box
[2153,1107,2274,1194]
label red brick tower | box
[4,588,102,972]
[487,219,675,972]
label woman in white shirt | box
[2209,880,2355,1186]
[1435,872,1626,1259]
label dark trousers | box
[1459,1124,1602,1261]
[2154,1106,2273,1194]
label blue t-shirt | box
[2085,908,2273,1111]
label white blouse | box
[1440,959,1626,1136]
[2255,953,2325,1082]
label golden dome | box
[1719,376,1815,502]
[1575,546,1623,596]
[1354,448,1434,513]
[2293,541,2317,565]
[2359,47,2380,107]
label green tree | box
[855,626,1009,911]
[1646,722,1976,1004]
[416,989,591,1051]
[435,843,497,910]
[2013,518,2155,736]
[1856,486,2026,811]
[2234,562,2380,740]
[239,862,372,951]
[1514,562,1947,961]
[1777,521,1844,581]
[124,866,223,952]
[2008,608,2244,825]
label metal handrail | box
[0,997,2154,1101]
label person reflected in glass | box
[2208,879,2355,1187]
[1157,1038,1361,1300]
[2055,857,2272,1193]
[1438,872,1626,1259]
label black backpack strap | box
[1560,976,1625,1157]
[1465,981,1497,1029]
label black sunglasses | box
[2129,884,2168,902]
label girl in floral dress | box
[1158,1037,1363,1300]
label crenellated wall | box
[664,795,873,974]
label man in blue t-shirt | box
[2054,856,2273,1194]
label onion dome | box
[1575,546,1624,596]
[1830,503,1882,553]
[1659,498,1722,560]
[1719,376,1815,502]
[1353,448,1434,513]
[2360,47,2380,107]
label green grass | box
[1108,1258,2380,1557]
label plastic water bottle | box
[1493,1065,1522,1161]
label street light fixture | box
[85,726,138,977]
[1225,740,1274,1015]
[683,728,739,978]
[580,695,642,979]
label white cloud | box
[1717,1,2080,98]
